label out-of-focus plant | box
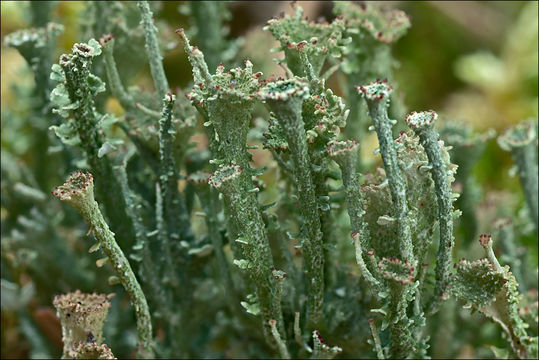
[446,1,538,131]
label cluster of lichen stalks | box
[4,1,538,359]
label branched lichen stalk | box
[357,80,413,262]
[53,171,154,358]
[406,110,454,315]
[137,0,169,99]
[258,78,325,330]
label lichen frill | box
[356,79,393,101]
[52,171,95,214]
[334,1,410,44]
[263,3,349,76]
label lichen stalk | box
[209,165,284,347]
[368,318,385,359]
[158,93,189,247]
[405,110,454,315]
[137,1,169,99]
[179,28,285,348]
[52,171,154,358]
[100,34,135,111]
[258,78,325,330]
[269,319,291,359]
[357,80,414,262]
[328,140,381,289]
[52,39,136,251]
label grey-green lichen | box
[53,171,154,358]
[258,78,325,330]
[358,80,413,263]
[2,1,537,359]
[49,38,137,252]
[405,110,456,315]
[263,3,350,77]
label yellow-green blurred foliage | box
[447,1,538,131]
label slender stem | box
[89,202,154,358]
[53,172,154,358]
[138,0,169,99]
[136,103,162,119]
[155,182,178,291]
[479,234,502,271]
[100,35,134,110]
[158,93,193,244]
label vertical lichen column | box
[177,29,285,348]
[50,39,136,250]
[357,80,413,262]
[257,78,325,330]
[357,80,417,358]
[53,290,113,359]
[327,140,381,290]
[405,110,455,315]
[52,171,153,358]
[137,0,169,100]
[498,120,538,231]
